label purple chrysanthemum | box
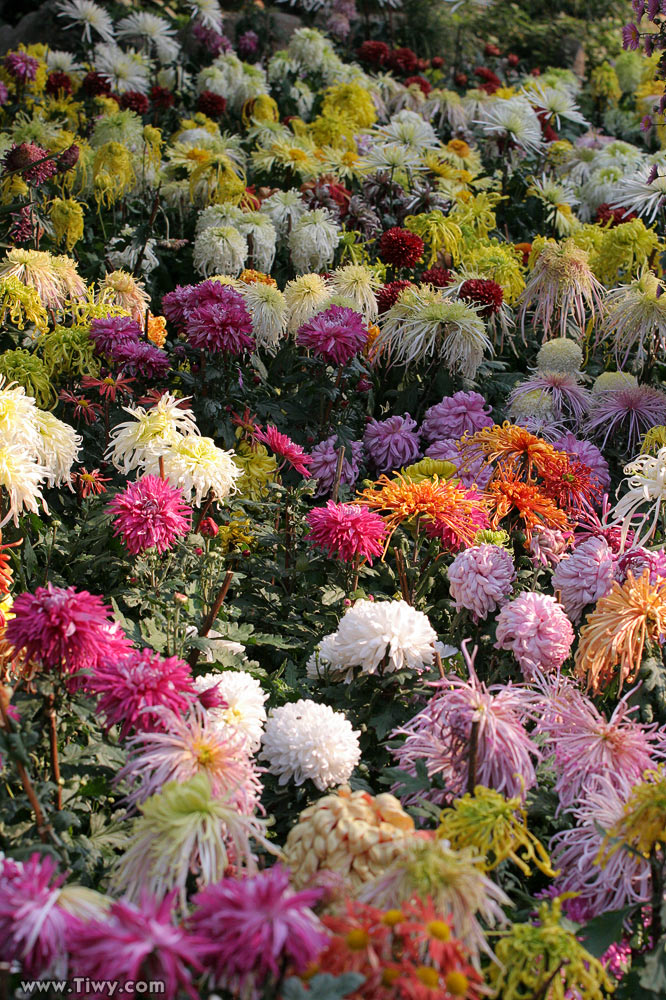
[186,283,255,355]
[425,438,493,489]
[552,536,615,623]
[308,436,364,495]
[306,501,388,564]
[88,648,200,740]
[188,866,327,992]
[114,340,171,379]
[495,592,574,679]
[297,305,368,365]
[0,854,69,977]
[89,316,142,357]
[553,431,611,493]
[420,391,493,443]
[162,284,197,329]
[447,543,515,620]
[69,893,205,1000]
[4,51,38,82]
[109,475,192,555]
[6,584,131,685]
[585,383,666,451]
[364,413,420,472]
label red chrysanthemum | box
[459,278,504,317]
[150,85,175,109]
[306,502,388,564]
[377,279,414,314]
[421,266,453,287]
[378,228,424,269]
[109,475,192,556]
[356,40,390,66]
[196,90,227,118]
[405,75,432,95]
[386,46,419,75]
[81,71,112,96]
[255,425,312,477]
[45,71,72,96]
[120,91,150,114]
[595,203,638,227]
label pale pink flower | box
[495,592,574,679]
[447,544,515,620]
[552,536,616,623]
[528,527,573,567]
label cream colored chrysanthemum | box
[0,249,67,311]
[0,444,48,527]
[289,209,340,274]
[592,371,637,394]
[0,378,41,454]
[240,281,287,353]
[193,225,248,278]
[57,0,115,43]
[536,337,583,375]
[328,264,379,322]
[284,273,331,334]
[195,670,268,753]
[97,269,150,325]
[146,435,242,506]
[106,394,199,474]
[33,410,81,488]
[518,239,604,340]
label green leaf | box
[281,973,365,999]
[578,905,637,958]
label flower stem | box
[46,693,62,811]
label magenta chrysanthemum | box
[186,283,255,355]
[69,893,205,1000]
[5,584,131,684]
[552,536,615,623]
[392,642,541,805]
[297,304,368,365]
[0,854,69,977]
[495,592,574,679]
[188,866,327,992]
[447,543,515,620]
[109,475,192,555]
[308,436,364,495]
[255,425,312,476]
[420,391,493,443]
[616,546,666,584]
[363,413,420,472]
[89,316,142,357]
[553,431,611,493]
[4,52,38,82]
[306,501,388,564]
[87,648,199,740]
[585,383,666,451]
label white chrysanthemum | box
[260,189,307,238]
[117,12,180,64]
[361,142,425,175]
[0,445,48,528]
[289,209,340,274]
[94,43,152,95]
[260,699,361,790]
[193,225,248,278]
[287,28,329,69]
[57,0,114,43]
[524,84,588,129]
[611,166,666,225]
[267,51,300,84]
[373,110,439,151]
[198,55,268,113]
[613,445,666,547]
[45,49,84,74]
[475,97,543,155]
[309,600,437,682]
[240,282,287,353]
[284,273,331,334]
[106,394,199,474]
[0,378,41,454]
[528,174,580,237]
[599,267,666,369]
[328,265,379,322]
[187,0,224,32]
[195,204,243,235]
[33,411,81,488]
[146,436,241,506]
[536,338,583,375]
[195,671,268,752]
[233,212,277,273]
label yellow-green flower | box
[233,440,278,499]
[589,62,622,106]
[50,198,85,251]
[93,142,135,207]
[401,457,457,484]
[641,425,666,455]
[601,766,666,860]
[0,349,55,409]
[463,241,525,304]
[404,211,462,267]
[594,218,663,285]
[321,82,377,130]
[0,276,48,332]
[39,325,100,380]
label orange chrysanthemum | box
[486,466,571,543]
[146,313,167,348]
[0,534,19,597]
[462,422,562,481]
[239,269,277,287]
[539,451,600,514]
[575,570,666,694]
[356,474,489,552]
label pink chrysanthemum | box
[188,866,327,992]
[363,413,420,472]
[616,546,666,584]
[553,431,610,493]
[509,372,591,426]
[537,680,662,812]
[420,391,493,443]
[425,438,493,488]
[552,536,615,623]
[69,892,205,1000]
[87,648,200,740]
[309,436,364,495]
[186,283,255,355]
[306,501,388,564]
[528,527,573,567]
[585,383,666,452]
[0,854,69,977]
[255,425,312,477]
[109,475,192,556]
[495,592,574,679]
[297,305,368,365]
[4,52,38,82]
[6,584,131,686]
[576,494,633,554]
[117,705,261,814]
[447,543,515,620]
[392,642,541,805]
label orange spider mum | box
[356,474,489,552]
[575,570,666,694]
[0,534,19,596]
[486,466,571,543]
[462,422,562,481]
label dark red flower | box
[150,85,175,109]
[199,517,219,538]
[484,43,501,56]
[356,40,390,66]
[405,75,432,95]
[57,144,79,173]
[422,266,452,287]
[120,91,150,114]
[474,66,501,94]
[431,56,444,69]
[455,72,468,87]
[387,46,419,75]
[595,203,637,227]
[378,227,424,269]
[81,71,111,96]
[377,279,414,314]
[459,278,504,317]
[507,53,520,66]
[196,90,227,118]
[3,143,56,186]
[46,71,72,96]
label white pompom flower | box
[195,670,268,753]
[260,699,361,790]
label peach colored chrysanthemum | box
[575,570,666,694]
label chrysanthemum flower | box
[306,502,387,565]
[297,304,367,365]
[459,277,504,317]
[193,670,267,752]
[283,273,331,334]
[599,267,666,369]
[553,431,610,493]
[575,570,666,693]
[189,866,327,992]
[0,248,74,312]
[508,371,591,426]
[98,270,151,325]
[476,96,543,154]
[88,648,198,741]
[364,414,421,473]
[3,142,57,187]
[193,225,248,278]
[376,279,414,315]
[107,393,199,475]
[425,439,493,490]
[89,316,141,358]
[462,422,558,481]
[536,336,584,374]
[260,698,360,790]
[420,391,493,444]
[392,642,540,804]
[289,209,340,273]
[328,264,379,322]
[485,467,571,542]
[239,280,287,353]
[186,284,255,355]
[552,537,615,623]
[109,475,191,555]
[146,435,241,506]
[586,382,666,452]
[378,227,424,268]
[308,436,363,495]
[0,443,48,527]
[495,591,574,679]
[0,853,70,977]
[254,424,312,476]
[447,543,515,620]
[613,445,666,547]
[518,239,604,340]
[56,0,115,43]
[601,765,666,862]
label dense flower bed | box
[1,0,666,997]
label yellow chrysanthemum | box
[404,211,463,267]
[321,82,377,130]
[601,765,666,860]
[463,241,525,304]
[0,276,48,332]
[401,458,457,484]
[146,314,168,348]
[233,439,278,499]
[93,142,135,207]
[49,198,85,251]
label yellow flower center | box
[445,971,469,996]
[415,966,440,988]
[426,919,451,941]
[381,968,401,986]
[346,929,370,951]
[448,139,471,158]
[382,909,404,927]
[288,148,309,163]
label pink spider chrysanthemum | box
[391,642,541,805]
[255,424,312,477]
[306,501,388,564]
[536,679,663,812]
[117,705,262,814]
[495,592,574,679]
[508,371,591,427]
[87,648,200,741]
[69,892,206,1000]
[188,866,327,993]
[109,475,192,556]
[552,536,616,623]
[0,854,69,978]
[585,383,666,452]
